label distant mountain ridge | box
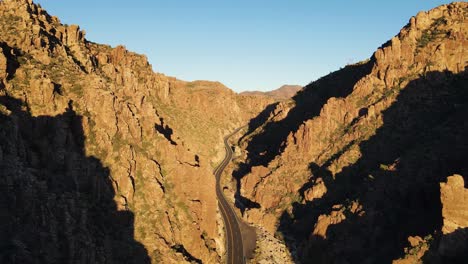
[240,85,302,101]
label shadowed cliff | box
[422,227,468,264]
[0,96,150,263]
[241,61,373,170]
[277,69,468,263]
[231,4,468,262]
[234,61,373,211]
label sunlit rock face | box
[0,0,273,263]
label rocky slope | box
[240,85,302,101]
[0,0,273,263]
[233,2,468,263]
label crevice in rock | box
[177,159,200,168]
[129,175,136,197]
[155,117,177,145]
[155,232,172,247]
[154,177,165,193]
[111,94,120,133]
[151,158,165,178]
[176,155,200,168]
[128,146,137,198]
[126,102,143,138]
[150,159,166,193]
[171,244,202,264]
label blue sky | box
[35,0,454,92]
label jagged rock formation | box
[0,0,273,263]
[394,175,468,264]
[240,85,302,101]
[437,175,468,259]
[233,2,468,263]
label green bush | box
[416,17,448,49]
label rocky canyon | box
[0,0,467,264]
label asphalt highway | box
[214,127,245,264]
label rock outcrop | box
[438,175,468,258]
[394,175,468,263]
[233,2,468,263]
[0,0,273,263]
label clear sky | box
[35,0,454,92]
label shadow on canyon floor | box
[422,227,468,264]
[277,69,468,263]
[0,96,150,263]
[234,60,374,211]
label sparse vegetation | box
[357,94,371,108]
[176,200,191,217]
[417,17,448,49]
[69,83,84,96]
[112,132,128,152]
[379,164,391,171]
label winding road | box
[214,127,245,264]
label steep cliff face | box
[0,0,272,263]
[234,2,468,263]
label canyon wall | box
[234,3,468,263]
[0,0,272,263]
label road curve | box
[214,127,245,264]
